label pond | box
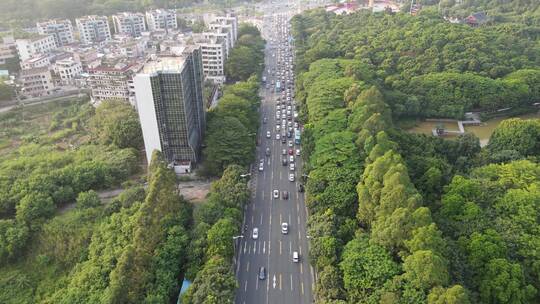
[407,112,540,146]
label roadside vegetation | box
[183,23,265,303]
[0,98,173,303]
[201,24,265,177]
[292,7,540,304]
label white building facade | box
[36,19,75,47]
[20,67,55,97]
[146,9,178,31]
[76,15,112,44]
[55,57,83,85]
[112,12,146,37]
[16,35,57,61]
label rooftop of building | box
[142,55,186,74]
[20,66,50,75]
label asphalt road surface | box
[234,12,314,304]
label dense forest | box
[292,8,540,304]
[293,9,540,118]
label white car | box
[289,173,295,182]
[282,149,287,155]
[276,133,281,140]
[276,125,281,131]
[281,222,289,234]
[296,149,300,156]
[252,228,259,240]
[288,141,293,147]
[289,155,294,163]
[266,131,271,138]
[273,189,279,199]
[290,163,295,171]
[259,159,264,171]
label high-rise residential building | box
[203,31,231,57]
[134,46,205,170]
[76,15,112,44]
[36,19,75,46]
[193,34,226,84]
[16,35,57,61]
[112,12,146,37]
[145,9,178,32]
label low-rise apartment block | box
[36,19,75,47]
[16,35,57,61]
[112,12,146,37]
[21,54,51,70]
[87,60,142,105]
[20,67,55,97]
[193,34,226,84]
[76,15,112,44]
[55,57,82,85]
[0,36,17,67]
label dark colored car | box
[282,191,289,200]
[281,137,286,144]
[298,184,305,193]
[259,267,266,280]
[282,158,287,166]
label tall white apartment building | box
[112,12,146,37]
[146,9,177,31]
[203,31,231,57]
[193,34,226,84]
[208,23,235,49]
[36,19,75,47]
[76,15,112,44]
[16,35,57,61]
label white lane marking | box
[245,280,248,292]
[259,241,261,253]
[279,273,282,290]
[262,190,265,201]
[299,245,302,256]
[279,171,282,180]
[279,240,282,255]
[297,203,299,212]
[253,241,257,254]
[289,241,292,254]
[260,214,263,225]
[246,260,250,273]
[256,274,259,290]
[290,274,293,291]
[279,213,282,225]
[298,229,301,240]
[301,282,304,295]
[248,243,251,254]
[243,242,247,254]
[268,240,271,254]
[300,262,303,274]
[263,241,266,254]
[297,215,300,226]
[272,274,277,289]
[269,213,272,226]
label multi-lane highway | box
[234,12,314,304]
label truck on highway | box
[275,81,281,92]
[294,129,301,145]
